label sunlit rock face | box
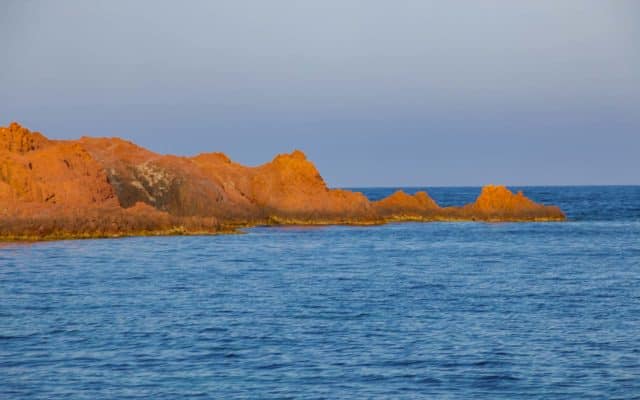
[461,185,566,221]
[249,150,375,223]
[373,190,440,219]
[0,122,49,153]
[0,123,565,239]
[78,136,244,219]
[0,123,118,213]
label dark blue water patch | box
[1,186,639,399]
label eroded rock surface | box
[0,123,117,213]
[0,123,565,239]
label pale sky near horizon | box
[1,1,639,187]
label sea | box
[1,186,639,399]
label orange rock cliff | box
[0,123,565,239]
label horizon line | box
[340,184,640,189]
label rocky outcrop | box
[373,190,440,219]
[0,122,49,154]
[249,150,375,223]
[0,124,117,212]
[0,123,565,240]
[370,185,564,222]
[459,185,565,221]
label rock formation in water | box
[0,122,565,239]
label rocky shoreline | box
[0,122,565,241]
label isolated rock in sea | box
[462,185,566,221]
[0,122,566,239]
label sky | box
[1,0,639,187]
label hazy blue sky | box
[1,1,639,186]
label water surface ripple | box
[1,186,639,399]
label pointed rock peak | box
[476,185,514,202]
[479,184,511,195]
[9,122,23,131]
[414,191,429,199]
[382,190,438,206]
[474,184,538,212]
[211,152,232,163]
[414,191,439,207]
[272,149,310,164]
[274,149,306,161]
[290,149,307,160]
[194,152,232,164]
[476,185,521,203]
[1,122,49,153]
[388,190,409,198]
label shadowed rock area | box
[0,123,565,240]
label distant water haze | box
[1,0,639,186]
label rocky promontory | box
[0,123,565,240]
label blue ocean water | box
[1,186,639,399]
